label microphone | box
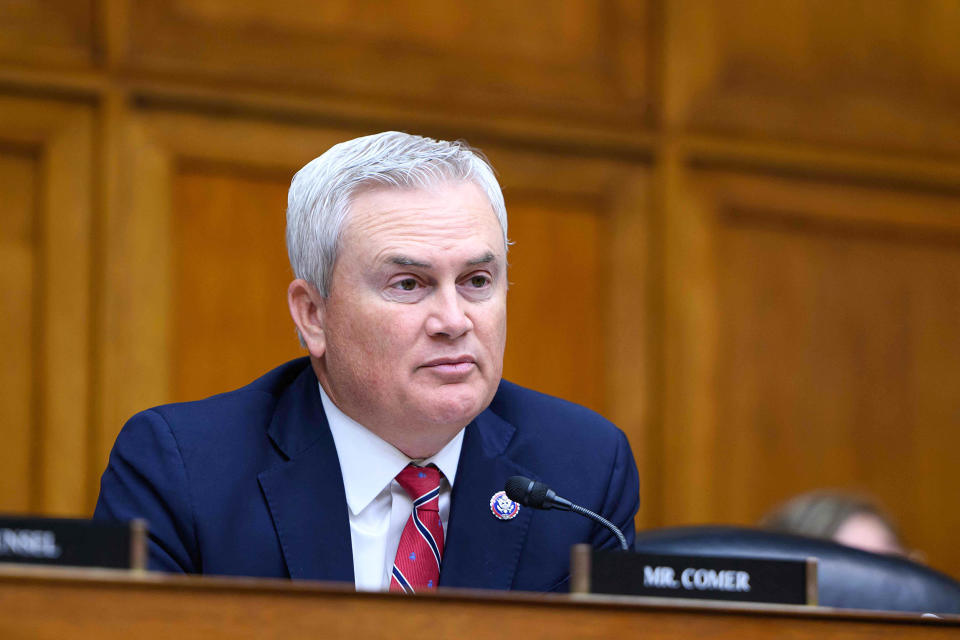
[505,475,628,551]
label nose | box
[425,284,473,339]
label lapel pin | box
[490,490,520,520]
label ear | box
[287,278,327,358]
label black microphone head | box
[505,476,533,504]
[505,475,550,509]
[526,482,550,509]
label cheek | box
[329,304,418,364]
[479,303,508,350]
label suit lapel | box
[257,367,354,582]
[440,407,534,590]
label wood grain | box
[0,0,96,69]
[0,149,39,513]
[662,167,960,577]
[665,0,960,156]
[0,568,955,640]
[116,0,651,132]
[504,197,605,412]
[171,166,303,401]
[0,96,94,516]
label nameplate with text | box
[571,546,816,605]
[0,516,147,571]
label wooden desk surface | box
[0,565,956,639]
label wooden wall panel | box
[0,149,39,513]
[171,167,302,402]
[0,0,96,69]
[119,0,651,131]
[663,167,960,575]
[0,95,93,516]
[666,0,960,156]
[503,198,606,413]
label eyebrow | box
[389,255,431,268]
[467,251,496,266]
[387,251,497,269]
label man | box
[94,131,640,592]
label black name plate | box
[571,546,816,605]
[0,516,146,570]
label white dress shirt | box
[318,383,463,591]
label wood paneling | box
[0,148,39,513]
[505,198,605,413]
[0,0,96,69]
[119,0,651,132]
[662,167,960,575]
[0,95,93,515]
[666,0,960,156]
[1,568,955,640]
[171,167,301,402]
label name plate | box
[571,545,817,605]
[0,516,147,570]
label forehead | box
[341,181,504,256]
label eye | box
[395,278,418,291]
[383,275,429,302]
[468,275,489,288]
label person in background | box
[760,490,913,558]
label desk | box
[0,566,956,639]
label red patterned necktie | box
[390,464,444,593]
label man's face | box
[313,180,507,455]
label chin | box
[420,388,488,428]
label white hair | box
[286,131,508,297]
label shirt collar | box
[318,383,463,516]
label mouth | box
[419,355,478,376]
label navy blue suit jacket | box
[94,358,640,591]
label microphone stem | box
[569,504,628,551]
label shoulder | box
[488,379,624,451]
[146,358,311,431]
[95,358,313,573]
[118,358,313,456]
[99,357,314,513]
[490,379,617,430]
